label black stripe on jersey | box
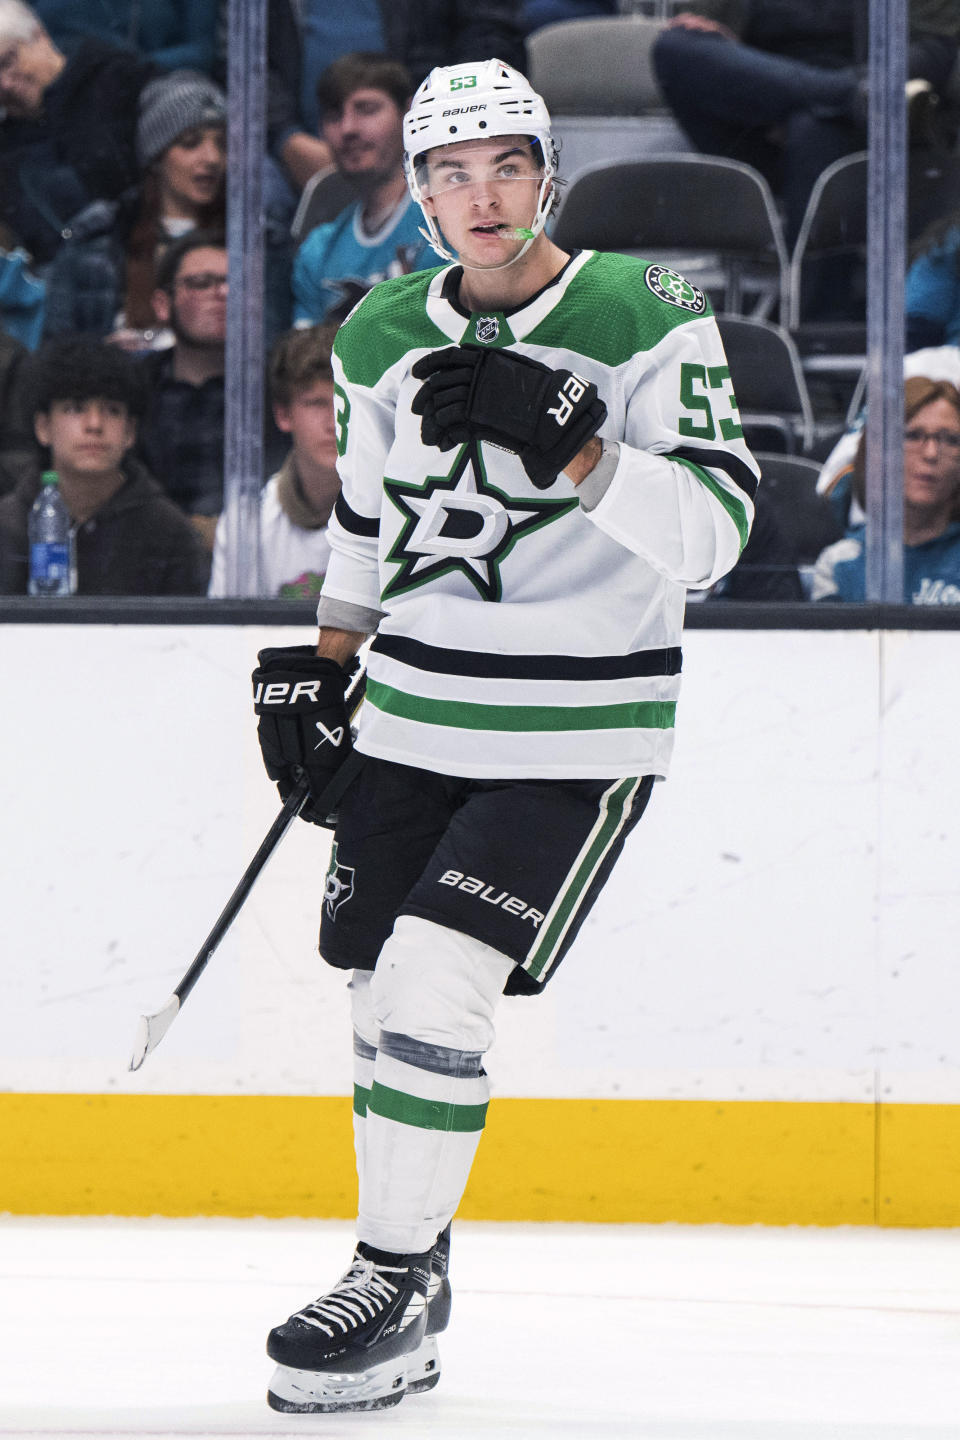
[668,445,759,501]
[334,494,380,537]
[372,633,682,680]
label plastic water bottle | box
[28,471,75,596]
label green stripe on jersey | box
[366,677,676,733]
[671,455,751,553]
[353,1084,370,1118]
[334,268,448,388]
[525,252,714,368]
[368,1082,488,1133]
[526,777,640,981]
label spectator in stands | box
[905,214,960,352]
[135,230,227,553]
[31,0,218,75]
[0,0,156,264]
[652,1,958,246]
[0,319,36,493]
[817,346,960,529]
[0,226,44,347]
[212,0,334,195]
[0,335,209,594]
[265,5,527,193]
[293,54,435,327]
[370,0,527,93]
[43,71,227,347]
[812,375,960,604]
[209,325,340,598]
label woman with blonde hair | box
[812,375,960,604]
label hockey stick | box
[128,669,366,1071]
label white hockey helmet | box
[403,58,557,265]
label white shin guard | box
[350,917,515,1254]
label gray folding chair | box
[716,315,815,454]
[752,451,844,595]
[527,15,667,115]
[551,155,790,322]
[787,152,867,382]
[291,167,360,245]
[527,16,688,185]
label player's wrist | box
[563,435,604,487]
[316,627,366,668]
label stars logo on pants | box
[382,443,577,602]
[324,842,355,919]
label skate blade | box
[406,1333,441,1395]
[267,1358,406,1413]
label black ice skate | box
[266,1242,431,1413]
[407,1223,452,1396]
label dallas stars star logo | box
[383,443,577,602]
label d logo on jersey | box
[324,842,355,919]
[382,443,577,602]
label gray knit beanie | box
[136,71,227,170]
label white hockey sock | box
[358,917,514,1255]
[360,1040,490,1254]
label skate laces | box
[295,1255,403,1337]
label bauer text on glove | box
[252,646,356,826]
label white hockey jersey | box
[321,249,759,780]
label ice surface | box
[1,1216,958,1439]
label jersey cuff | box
[316,596,385,633]
[576,441,620,512]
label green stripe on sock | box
[368,1082,488,1133]
[353,1084,370,1118]
[366,678,676,733]
[527,777,639,981]
[669,455,751,553]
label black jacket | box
[0,456,210,595]
[0,330,36,497]
[379,0,527,88]
[0,39,156,263]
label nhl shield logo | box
[324,842,355,919]
[475,315,500,344]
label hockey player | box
[252,58,759,1413]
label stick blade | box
[128,995,180,1071]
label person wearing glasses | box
[812,376,960,605]
[133,229,228,553]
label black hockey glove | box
[410,345,607,489]
[252,646,356,827]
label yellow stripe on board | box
[3,1094,959,1226]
